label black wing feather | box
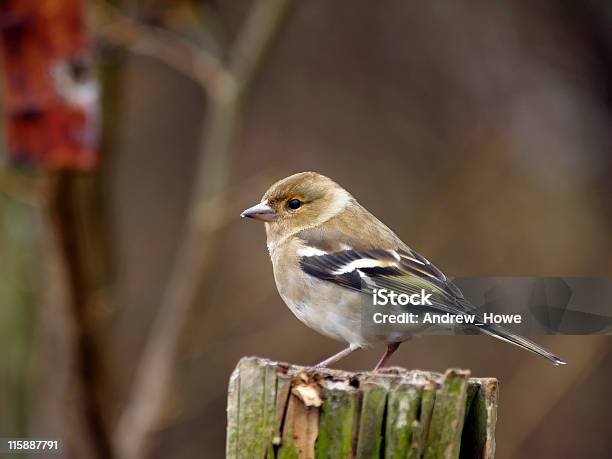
[299,247,467,308]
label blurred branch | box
[94,0,295,100]
[228,0,295,90]
[46,174,112,459]
[94,0,232,97]
[113,1,297,458]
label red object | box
[0,0,99,170]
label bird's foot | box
[372,342,401,371]
[313,344,360,369]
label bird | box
[240,171,567,370]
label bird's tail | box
[478,324,567,366]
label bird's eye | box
[287,199,302,210]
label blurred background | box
[1,0,611,458]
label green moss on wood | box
[227,358,497,459]
[226,365,240,459]
[237,358,267,456]
[270,372,292,458]
[356,379,388,459]
[385,381,422,459]
[424,370,470,459]
[315,383,358,458]
[408,382,437,459]
[460,379,498,459]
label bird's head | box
[241,172,353,239]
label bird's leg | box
[373,342,401,370]
[314,343,360,368]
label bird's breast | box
[269,240,377,347]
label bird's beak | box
[240,202,277,222]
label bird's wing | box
[296,227,474,315]
[296,226,567,365]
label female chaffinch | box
[241,172,566,369]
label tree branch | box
[93,0,231,96]
[112,1,297,458]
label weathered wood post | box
[227,357,498,459]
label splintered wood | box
[227,357,498,459]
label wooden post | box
[227,357,498,459]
